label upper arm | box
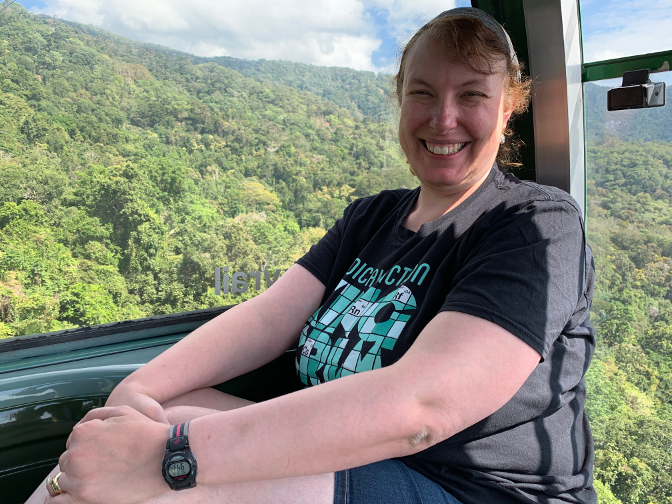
[390,200,588,442]
[192,262,327,366]
[252,263,327,337]
[394,310,541,441]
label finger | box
[45,477,57,498]
[45,472,72,501]
[81,405,132,422]
[58,453,67,473]
[45,492,80,504]
[155,409,170,425]
[144,403,170,425]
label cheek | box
[398,108,415,153]
[473,108,505,140]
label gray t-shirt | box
[295,165,596,504]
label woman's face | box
[398,35,513,196]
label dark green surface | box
[0,334,184,375]
[0,398,104,504]
[583,50,672,82]
[0,350,299,504]
[474,0,536,183]
[0,303,301,504]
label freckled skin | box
[398,35,514,201]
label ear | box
[501,80,516,125]
[502,97,514,125]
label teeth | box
[426,141,465,155]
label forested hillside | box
[586,140,672,504]
[194,56,396,121]
[0,3,414,336]
[585,82,672,142]
[82,40,397,122]
[2,3,672,503]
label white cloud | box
[30,0,390,71]
[592,50,625,62]
[581,0,672,63]
[28,0,459,72]
[365,0,456,38]
[34,0,104,25]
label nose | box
[429,97,458,134]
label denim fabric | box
[333,460,464,504]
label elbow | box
[404,404,458,452]
[407,428,435,449]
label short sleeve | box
[295,199,362,286]
[440,199,587,359]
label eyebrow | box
[406,77,433,87]
[458,77,489,87]
[406,76,489,88]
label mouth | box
[423,140,467,156]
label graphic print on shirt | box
[296,279,417,386]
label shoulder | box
[342,188,416,223]
[490,168,584,223]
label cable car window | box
[585,70,672,503]
[579,0,672,63]
[2,1,482,339]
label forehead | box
[403,34,507,88]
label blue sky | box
[367,1,472,68]
[8,0,672,72]
[579,0,672,62]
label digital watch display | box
[161,422,198,490]
[168,460,191,478]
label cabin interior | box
[1,0,671,502]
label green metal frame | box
[583,50,672,82]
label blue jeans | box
[333,459,464,504]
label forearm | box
[189,363,439,485]
[111,296,298,405]
[185,311,541,486]
[106,265,325,407]
[60,313,540,503]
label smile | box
[423,141,467,155]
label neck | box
[403,167,492,232]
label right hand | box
[101,386,170,425]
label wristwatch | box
[161,422,198,490]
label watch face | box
[168,461,191,479]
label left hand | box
[45,406,171,504]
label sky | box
[579,0,672,63]
[8,0,672,73]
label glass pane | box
[579,0,672,63]
[0,3,439,338]
[585,71,672,502]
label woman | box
[32,7,596,504]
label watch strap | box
[167,422,190,452]
[163,421,197,490]
[170,422,189,438]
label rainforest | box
[1,4,672,503]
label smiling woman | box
[395,10,532,228]
[398,39,510,196]
[20,6,597,504]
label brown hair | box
[394,16,532,167]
